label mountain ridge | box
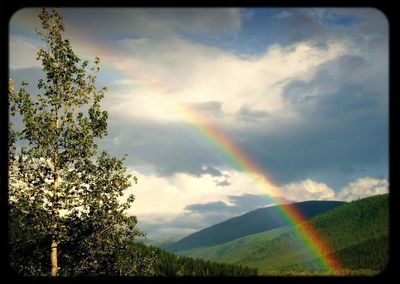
[175,194,389,275]
[166,200,345,252]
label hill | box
[166,200,345,252]
[176,194,389,275]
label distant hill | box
[176,194,389,275]
[139,236,184,249]
[166,200,345,252]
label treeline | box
[131,242,258,276]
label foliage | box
[8,9,154,276]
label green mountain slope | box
[166,200,345,252]
[176,194,389,275]
[177,226,290,262]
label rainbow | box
[110,58,343,275]
[11,18,343,275]
[163,97,343,275]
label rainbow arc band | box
[179,108,343,275]
[109,57,344,275]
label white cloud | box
[126,169,263,218]
[126,171,388,238]
[123,168,316,238]
[279,179,336,202]
[336,177,388,201]
[86,37,349,131]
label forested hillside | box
[167,200,344,252]
[175,194,389,275]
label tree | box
[8,9,154,276]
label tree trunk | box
[51,113,59,277]
[50,173,59,276]
[50,238,58,276]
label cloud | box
[106,40,351,178]
[74,35,352,181]
[234,42,387,184]
[336,177,388,201]
[10,8,387,189]
[279,179,335,202]
[131,174,388,239]
[124,168,277,238]
[126,169,263,218]
[76,33,348,125]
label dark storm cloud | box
[236,53,388,185]
[283,54,386,117]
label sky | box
[9,8,389,239]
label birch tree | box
[8,9,154,276]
